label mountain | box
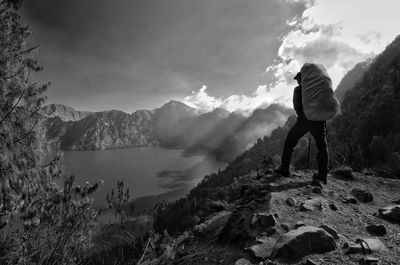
[185,112,246,155]
[40,104,91,121]
[334,60,371,103]
[151,100,198,148]
[42,100,294,160]
[212,104,294,162]
[149,36,400,262]
[332,35,400,169]
[54,109,157,150]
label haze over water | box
[62,147,226,208]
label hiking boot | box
[312,173,327,185]
[274,166,290,178]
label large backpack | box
[300,63,340,121]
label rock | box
[235,258,254,265]
[329,202,338,211]
[304,259,319,265]
[193,211,231,237]
[256,213,276,228]
[286,197,297,207]
[319,224,339,239]
[342,196,357,204]
[246,237,276,260]
[338,234,350,245]
[346,238,387,254]
[271,226,336,260]
[218,207,255,245]
[294,221,306,229]
[332,166,354,179]
[264,260,277,265]
[366,224,387,236]
[359,257,380,265]
[300,198,325,211]
[312,187,323,194]
[351,189,373,203]
[378,205,400,223]
[280,223,290,232]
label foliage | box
[1,175,100,265]
[0,1,101,264]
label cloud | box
[185,0,400,114]
[184,85,286,115]
[265,0,400,103]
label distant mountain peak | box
[40,104,91,121]
[211,107,230,117]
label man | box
[274,72,329,185]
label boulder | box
[379,205,400,223]
[193,211,231,237]
[366,224,387,236]
[304,259,319,265]
[359,257,380,265]
[346,238,387,254]
[294,221,306,229]
[255,213,276,228]
[332,166,354,179]
[329,202,338,211]
[342,196,357,204]
[271,226,336,260]
[286,197,297,207]
[351,189,373,203]
[246,237,276,261]
[312,187,323,194]
[235,258,254,265]
[218,207,255,245]
[319,224,339,240]
[300,198,325,211]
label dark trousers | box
[281,119,328,176]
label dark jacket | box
[293,85,306,120]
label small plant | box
[106,179,135,227]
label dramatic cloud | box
[266,0,400,97]
[184,85,283,115]
[185,0,400,113]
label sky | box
[22,0,400,113]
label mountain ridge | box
[42,101,291,161]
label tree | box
[0,1,99,264]
[0,0,50,227]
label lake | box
[62,147,226,209]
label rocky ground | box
[144,168,400,265]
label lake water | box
[62,147,226,209]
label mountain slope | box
[334,60,371,103]
[151,169,400,265]
[332,35,400,169]
[43,101,292,158]
[185,112,246,155]
[59,109,157,150]
[40,104,91,121]
[212,104,294,162]
[151,100,198,148]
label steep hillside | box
[43,100,292,157]
[149,169,400,265]
[145,35,400,265]
[178,108,232,147]
[58,109,157,150]
[212,104,294,162]
[334,60,371,103]
[332,35,400,172]
[185,112,246,155]
[40,104,92,121]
